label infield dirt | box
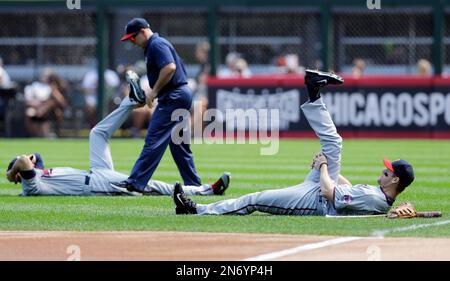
[0,231,448,261]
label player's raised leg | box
[301,69,344,183]
[89,97,141,170]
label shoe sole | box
[173,183,188,214]
[215,172,231,195]
[126,71,145,103]
[305,69,344,85]
[222,172,230,187]
[175,207,188,215]
[110,184,142,196]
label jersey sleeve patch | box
[342,194,353,205]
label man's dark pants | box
[128,85,201,190]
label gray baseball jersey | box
[20,98,213,197]
[196,98,392,216]
[20,167,212,196]
[326,184,392,215]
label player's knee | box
[336,135,343,149]
[330,134,343,151]
[89,127,107,141]
[89,127,98,139]
[334,133,343,145]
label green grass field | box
[0,138,449,237]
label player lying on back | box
[172,69,414,216]
[5,88,230,197]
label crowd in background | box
[0,46,435,138]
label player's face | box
[130,30,143,46]
[377,168,396,186]
[129,32,138,43]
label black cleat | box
[212,172,231,195]
[110,180,143,194]
[304,69,344,102]
[173,182,197,215]
[126,70,146,104]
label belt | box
[84,175,91,186]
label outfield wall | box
[207,76,450,138]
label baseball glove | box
[387,202,417,219]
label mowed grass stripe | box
[0,139,449,236]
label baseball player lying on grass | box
[5,96,230,197]
[173,69,415,216]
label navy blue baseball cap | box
[120,18,150,41]
[383,158,414,188]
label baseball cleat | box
[173,182,197,215]
[304,69,344,102]
[110,180,143,194]
[126,70,146,104]
[212,172,231,195]
[110,182,142,196]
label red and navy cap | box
[120,18,150,41]
[383,158,415,188]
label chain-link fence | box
[0,9,96,82]
[0,1,447,138]
[0,8,96,137]
[111,8,208,78]
[333,7,434,75]
[111,7,321,77]
[444,8,450,75]
[217,7,320,75]
[0,4,445,83]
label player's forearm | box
[152,63,176,95]
[338,174,352,186]
[320,164,335,201]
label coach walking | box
[112,18,202,193]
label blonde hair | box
[417,59,432,76]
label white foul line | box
[242,219,450,261]
[372,219,450,238]
[241,236,363,261]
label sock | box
[307,85,321,103]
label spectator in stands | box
[416,59,432,77]
[190,41,210,133]
[81,68,120,128]
[234,58,252,78]
[24,68,68,138]
[0,56,12,89]
[351,58,366,78]
[276,54,304,75]
[218,52,238,77]
[218,52,252,78]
